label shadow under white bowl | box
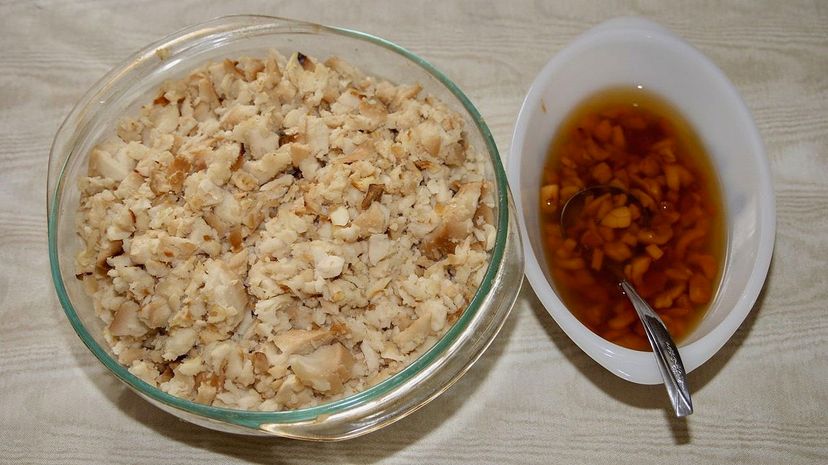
[508,17,775,384]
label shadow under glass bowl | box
[47,15,524,440]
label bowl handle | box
[584,16,678,40]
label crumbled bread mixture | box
[74,50,496,410]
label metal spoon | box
[560,186,693,417]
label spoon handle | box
[620,280,694,417]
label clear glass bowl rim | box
[47,14,511,429]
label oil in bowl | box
[539,87,724,351]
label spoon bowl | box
[560,186,694,417]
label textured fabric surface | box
[1,1,826,463]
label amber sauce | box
[539,87,724,351]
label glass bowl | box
[47,15,524,440]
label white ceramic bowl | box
[508,17,775,384]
